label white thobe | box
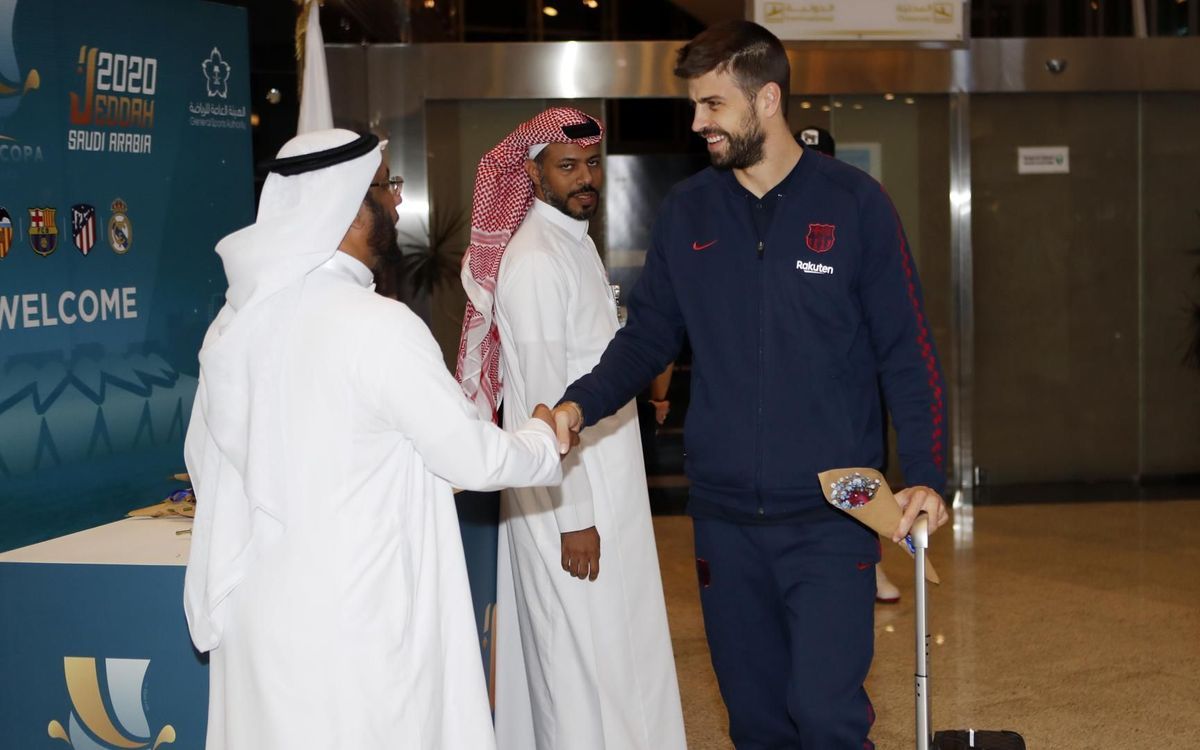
[492,199,687,750]
[183,252,562,750]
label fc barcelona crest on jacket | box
[0,207,13,259]
[806,222,835,254]
[72,204,97,256]
[108,198,132,254]
[28,207,58,256]
[806,223,835,254]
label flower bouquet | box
[817,467,940,584]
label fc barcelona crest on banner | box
[71,204,97,256]
[28,207,58,256]
[0,207,13,259]
[108,198,132,254]
[805,223,836,254]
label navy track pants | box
[693,514,880,750]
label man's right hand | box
[532,403,555,431]
[552,401,584,455]
[534,404,579,457]
[561,526,600,581]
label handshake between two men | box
[530,402,580,455]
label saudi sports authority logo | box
[201,47,229,99]
[48,657,176,749]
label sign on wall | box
[1018,146,1070,175]
[753,1,966,42]
[0,0,253,550]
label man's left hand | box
[892,485,950,543]
[650,399,670,425]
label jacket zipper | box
[755,234,765,517]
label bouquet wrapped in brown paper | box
[817,467,940,584]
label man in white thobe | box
[457,109,687,750]
[183,129,564,750]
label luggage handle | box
[913,513,931,750]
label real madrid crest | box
[108,198,132,254]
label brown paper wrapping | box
[817,467,940,584]
[126,499,195,518]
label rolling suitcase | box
[910,514,1027,750]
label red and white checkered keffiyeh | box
[455,107,604,422]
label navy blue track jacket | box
[563,149,946,522]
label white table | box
[0,516,193,566]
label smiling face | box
[688,68,767,171]
[527,142,604,221]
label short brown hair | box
[674,21,790,112]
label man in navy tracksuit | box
[552,21,950,749]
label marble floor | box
[654,499,1200,748]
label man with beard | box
[456,108,686,750]
[550,22,951,750]
[183,129,566,749]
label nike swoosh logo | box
[692,240,717,251]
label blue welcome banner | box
[0,0,252,551]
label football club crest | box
[0,207,13,259]
[108,198,132,254]
[805,223,836,254]
[28,206,58,256]
[71,204,97,256]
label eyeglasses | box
[370,175,404,196]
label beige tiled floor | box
[654,500,1200,748]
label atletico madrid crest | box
[28,206,58,257]
[72,204,97,256]
[805,223,836,254]
[0,207,13,259]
